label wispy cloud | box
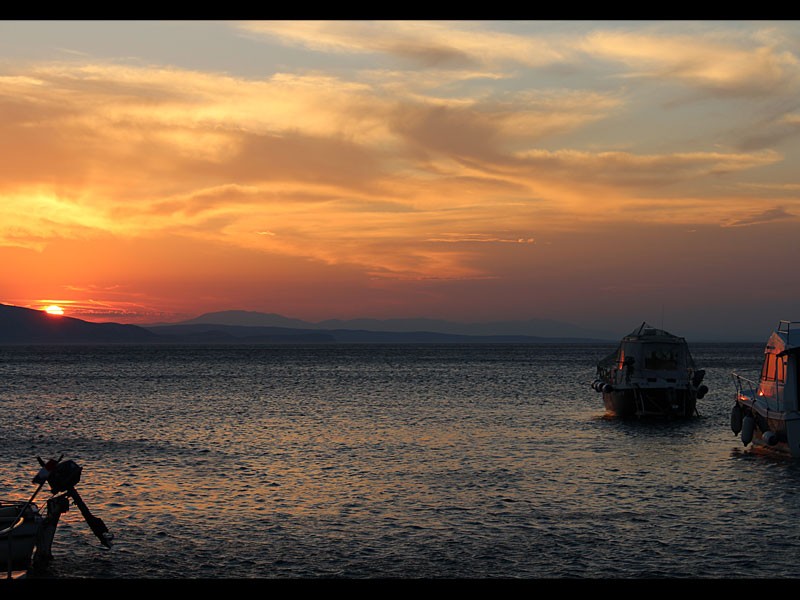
[240,21,800,99]
[721,206,798,227]
[513,148,782,185]
[582,26,800,96]
[736,111,800,151]
[426,233,535,244]
[236,21,574,69]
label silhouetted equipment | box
[1,456,113,578]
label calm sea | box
[2,341,794,580]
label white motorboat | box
[591,322,708,418]
[731,320,800,456]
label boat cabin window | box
[616,345,638,370]
[761,353,787,383]
[616,348,625,369]
[643,345,680,370]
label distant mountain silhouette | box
[167,310,617,341]
[143,322,595,344]
[0,304,338,345]
[177,310,311,329]
[0,303,615,345]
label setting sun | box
[44,305,64,316]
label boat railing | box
[0,501,32,537]
[778,321,800,335]
[732,372,758,401]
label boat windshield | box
[642,343,684,370]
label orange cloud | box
[236,21,572,69]
[583,28,799,96]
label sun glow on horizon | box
[44,304,64,316]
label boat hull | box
[603,387,697,418]
[0,504,42,571]
[734,398,800,457]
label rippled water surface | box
[2,342,796,579]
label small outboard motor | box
[46,460,83,494]
[34,457,113,550]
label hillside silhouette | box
[0,304,613,345]
[0,303,158,344]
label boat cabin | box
[601,323,697,386]
[756,321,800,412]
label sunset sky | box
[2,20,799,340]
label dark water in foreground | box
[1,342,794,580]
